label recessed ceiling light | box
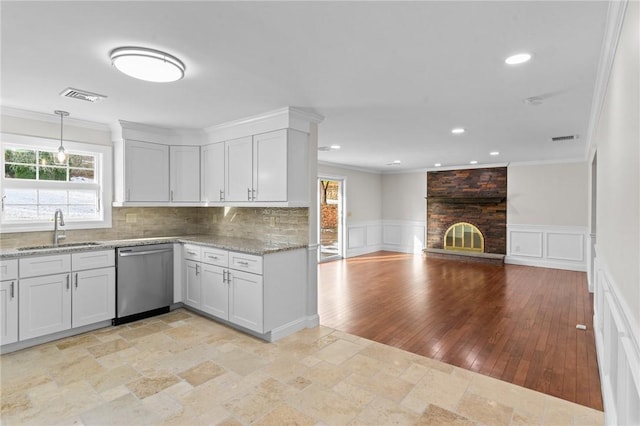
[330,145,341,150]
[393,160,401,164]
[110,46,185,82]
[470,160,478,165]
[451,128,465,134]
[505,53,532,65]
[490,151,500,156]
[434,163,442,167]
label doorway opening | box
[318,178,344,262]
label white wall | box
[317,163,382,222]
[507,162,588,226]
[1,113,112,145]
[505,162,589,271]
[590,2,640,425]
[382,172,426,221]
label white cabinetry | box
[226,136,254,202]
[17,250,115,341]
[181,243,306,339]
[71,251,116,328]
[0,260,18,345]
[202,129,308,205]
[124,140,170,202]
[170,145,200,202]
[201,142,226,202]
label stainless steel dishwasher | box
[115,244,173,325]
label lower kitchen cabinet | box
[185,260,202,308]
[182,244,306,340]
[72,267,116,328]
[0,279,19,345]
[201,264,228,320]
[19,273,72,340]
[228,269,263,333]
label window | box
[1,134,112,232]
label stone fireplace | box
[425,167,507,262]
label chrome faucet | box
[53,209,66,247]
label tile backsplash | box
[0,207,309,249]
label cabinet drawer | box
[0,259,18,281]
[201,247,228,267]
[19,254,71,278]
[229,252,262,274]
[183,244,202,262]
[72,250,115,271]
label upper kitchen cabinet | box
[201,142,225,202]
[170,146,200,202]
[112,121,205,206]
[124,140,170,202]
[226,135,254,202]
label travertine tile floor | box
[1,309,603,425]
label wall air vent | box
[59,87,107,103]
[551,134,579,142]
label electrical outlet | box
[126,213,137,224]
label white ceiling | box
[1,1,609,172]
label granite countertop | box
[0,235,307,259]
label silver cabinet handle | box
[187,250,197,256]
[66,274,70,290]
[237,260,249,266]
[247,188,252,201]
[222,270,227,283]
[119,248,173,257]
[170,190,174,201]
[251,189,256,201]
[10,281,14,299]
[75,273,79,288]
[195,264,200,275]
[207,255,219,260]
[226,270,231,283]
[219,189,225,201]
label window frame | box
[1,133,112,233]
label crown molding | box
[1,106,110,132]
[317,160,383,175]
[584,0,628,160]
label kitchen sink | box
[17,242,103,251]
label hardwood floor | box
[318,251,603,411]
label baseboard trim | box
[504,255,587,272]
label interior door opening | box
[319,178,343,262]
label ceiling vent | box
[59,87,107,103]
[551,134,579,142]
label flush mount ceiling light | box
[505,53,532,65]
[110,47,185,82]
[451,128,465,134]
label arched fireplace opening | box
[444,222,484,253]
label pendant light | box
[54,110,69,164]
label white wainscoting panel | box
[346,221,382,258]
[382,220,426,254]
[593,252,640,426]
[505,224,587,271]
[345,220,424,257]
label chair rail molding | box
[505,224,587,271]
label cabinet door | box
[228,270,263,333]
[201,264,228,320]
[253,130,288,201]
[72,267,115,328]
[184,260,201,309]
[19,273,71,340]
[125,140,169,202]
[170,146,200,202]
[0,280,18,345]
[201,142,225,202]
[226,136,254,201]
